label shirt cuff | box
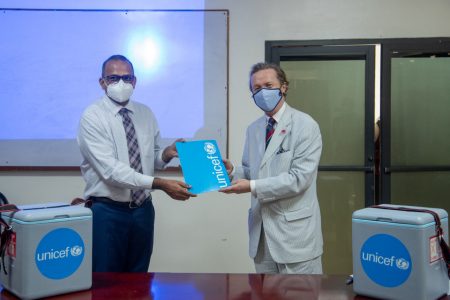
[134,173,155,190]
[250,180,256,196]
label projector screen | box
[0,9,228,168]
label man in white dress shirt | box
[221,62,323,274]
[77,55,195,272]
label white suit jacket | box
[235,104,323,263]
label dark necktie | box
[265,117,276,149]
[118,108,147,207]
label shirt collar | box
[266,102,286,124]
[102,95,136,116]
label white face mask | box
[252,88,282,112]
[106,79,134,103]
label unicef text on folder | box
[176,140,230,194]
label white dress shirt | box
[77,95,167,202]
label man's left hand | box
[219,179,250,194]
[162,138,185,163]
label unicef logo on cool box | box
[35,228,85,280]
[360,234,412,287]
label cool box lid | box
[1,202,92,223]
[352,204,448,226]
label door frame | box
[380,38,450,203]
[267,42,376,206]
[266,37,450,205]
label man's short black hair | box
[102,55,134,77]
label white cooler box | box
[0,202,92,299]
[352,204,449,300]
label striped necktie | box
[119,108,147,207]
[265,117,276,150]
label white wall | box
[1,0,450,273]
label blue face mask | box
[252,88,282,112]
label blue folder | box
[176,140,231,194]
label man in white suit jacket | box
[221,62,323,274]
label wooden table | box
[0,272,448,299]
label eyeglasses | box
[103,74,135,84]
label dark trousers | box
[90,197,155,272]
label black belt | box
[89,196,151,208]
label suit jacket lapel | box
[254,117,266,170]
[260,106,293,168]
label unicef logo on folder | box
[204,142,216,155]
[35,228,85,280]
[360,234,412,287]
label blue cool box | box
[0,203,92,300]
[352,204,448,300]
